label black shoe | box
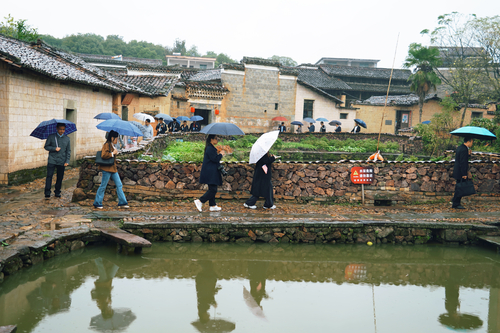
[45,196,50,199]
[55,195,61,198]
[452,205,465,209]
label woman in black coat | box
[244,152,276,209]
[194,135,225,212]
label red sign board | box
[350,167,374,184]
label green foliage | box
[1,14,39,42]
[221,135,258,149]
[163,141,205,162]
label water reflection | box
[0,243,499,333]
[90,258,136,332]
[192,260,235,333]
[439,266,483,331]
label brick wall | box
[220,66,297,133]
[0,64,114,183]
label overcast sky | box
[3,0,499,69]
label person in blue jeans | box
[93,131,129,209]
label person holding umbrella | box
[451,137,473,209]
[93,131,129,209]
[244,130,279,209]
[44,123,71,199]
[308,122,315,133]
[244,152,276,209]
[155,118,168,135]
[194,135,226,212]
[351,123,361,133]
[190,121,201,132]
[180,121,189,132]
[278,122,286,133]
[320,122,326,133]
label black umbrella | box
[291,121,303,126]
[200,122,245,135]
[329,120,342,126]
[90,308,137,332]
[438,313,483,331]
[354,119,367,128]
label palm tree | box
[403,43,442,123]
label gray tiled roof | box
[298,81,343,103]
[221,63,245,71]
[346,83,411,94]
[187,69,222,81]
[0,35,151,95]
[320,65,411,81]
[78,53,162,66]
[297,68,351,90]
[185,81,228,92]
[355,94,440,106]
[242,56,280,67]
[117,75,178,96]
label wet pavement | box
[1,171,499,245]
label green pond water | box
[1,243,500,333]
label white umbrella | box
[243,286,267,319]
[249,130,279,164]
[133,113,154,122]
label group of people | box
[155,117,201,135]
[194,135,276,212]
[43,122,474,211]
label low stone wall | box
[124,221,497,246]
[76,159,500,204]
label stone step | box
[93,221,151,248]
[478,235,500,251]
[0,325,17,333]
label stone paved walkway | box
[1,174,499,245]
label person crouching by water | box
[244,152,276,209]
[93,131,129,209]
[194,135,226,212]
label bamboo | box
[376,33,400,151]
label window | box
[200,64,207,69]
[177,101,180,108]
[340,113,348,119]
[471,112,483,118]
[275,103,279,110]
[303,100,314,118]
[385,120,392,125]
[487,111,495,115]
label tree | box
[0,14,39,42]
[171,39,186,55]
[215,53,237,67]
[403,43,442,123]
[422,12,496,127]
[268,55,297,67]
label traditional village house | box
[0,35,159,184]
[165,54,216,69]
[295,65,356,132]
[315,57,379,68]
[352,94,496,135]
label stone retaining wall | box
[76,159,500,204]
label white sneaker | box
[244,203,257,209]
[263,205,276,209]
[209,205,222,212]
[194,199,203,212]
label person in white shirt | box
[144,119,154,139]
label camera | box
[218,165,228,176]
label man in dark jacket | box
[190,121,201,132]
[156,118,168,135]
[452,137,473,209]
[278,122,286,133]
[44,123,71,198]
[308,123,315,133]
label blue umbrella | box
[354,119,367,128]
[200,122,245,135]
[30,119,77,140]
[450,126,496,140]
[303,117,316,123]
[329,120,342,126]
[291,121,303,126]
[316,117,329,122]
[176,116,191,121]
[165,118,181,124]
[422,120,431,125]
[97,119,143,137]
[94,113,120,120]
[154,113,173,122]
[190,115,204,122]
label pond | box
[1,243,499,333]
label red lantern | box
[190,107,195,113]
[215,109,219,115]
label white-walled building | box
[165,54,216,69]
